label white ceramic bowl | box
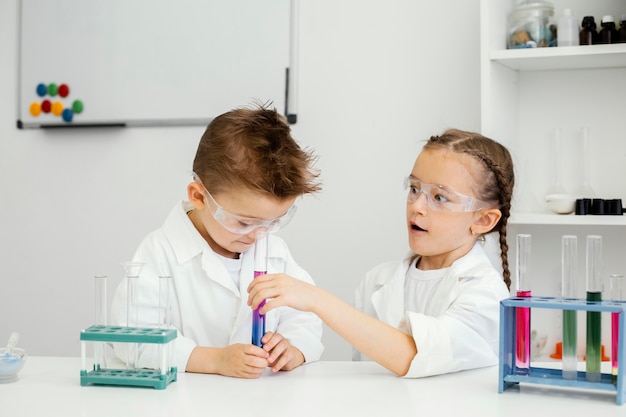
[0,348,27,383]
[545,194,577,214]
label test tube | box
[585,235,603,383]
[515,234,532,374]
[94,275,108,370]
[121,261,145,370]
[610,274,625,383]
[158,275,172,375]
[561,236,578,380]
[252,233,269,347]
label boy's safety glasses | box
[192,172,297,235]
[404,176,492,213]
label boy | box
[111,103,323,378]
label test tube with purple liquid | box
[252,233,268,347]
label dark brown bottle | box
[599,15,618,44]
[580,16,599,45]
[617,14,626,43]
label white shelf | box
[509,212,626,226]
[491,44,626,71]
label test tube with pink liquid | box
[515,234,532,374]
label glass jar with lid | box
[507,1,556,49]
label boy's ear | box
[187,182,207,210]
[472,208,502,235]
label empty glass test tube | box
[515,234,532,374]
[94,275,108,370]
[121,261,145,370]
[561,235,578,380]
[158,275,172,375]
[585,235,603,382]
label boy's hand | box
[262,332,305,372]
[215,344,269,379]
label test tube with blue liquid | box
[561,235,578,380]
[610,274,625,383]
[585,235,602,383]
[252,233,268,347]
[515,234,532,374]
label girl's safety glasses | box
[404,176,492,213]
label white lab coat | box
[353,242,510,378]
[111,201,324,371]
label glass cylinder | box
[158,275,171,329]
[515,234,532,374]
[561,236,578,380]
[585,235,603,382]
[611,274,626,381]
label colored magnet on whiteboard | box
[36,83,47,97]
[62,108,73,122]
[48,83,58,97]
[51,101,63,116]
[72,100,84,114]
[58,83,70,98]
[41,99,52,113]
[29,102,42,117]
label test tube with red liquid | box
[252,233,268,347]
[515,234,532,374]
[610,274,625,383]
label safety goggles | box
[404,176,492,213]
[192,172,297,235]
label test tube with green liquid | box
[561,235,578,380]
[585,235,603,383]
[610,274,625,383]
[515,234,532,374]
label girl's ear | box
[187,182,207,210]
[472,208,502,235]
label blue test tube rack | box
[499,296,626,405]
[80,325,177,390]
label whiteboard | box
[18,0,297,128]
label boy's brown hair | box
[193,102,321,198]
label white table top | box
[1,357,623,416]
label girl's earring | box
[471,228,477,235]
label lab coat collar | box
[162,201,212,265]
[370,243,490,324]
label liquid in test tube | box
[515,234,532,375]
[610,274,625,383]
[585,235,602,383]
[252,233,268,347]
[561,235,578,380]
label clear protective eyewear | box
[192,172,297,235]
[404,176,492,213]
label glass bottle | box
[618,15,626,43]
[580,16,599,45]
[599,15,618,44]
[557,8,579,47]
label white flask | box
[558,8,580,46]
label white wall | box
[0,0,481,360]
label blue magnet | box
[62,108,74,122]
[36,83,47,97]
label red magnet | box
[41,99,52,113]
[58,83,70,98]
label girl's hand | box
[247,273,318,314]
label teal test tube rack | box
[80,325,177,389]
[499,296,626,405]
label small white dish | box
[545,194,577,214]
[0,348,27,383]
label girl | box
[248,128,514,377]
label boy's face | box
[188,183,296,258]
[405,148,485,269]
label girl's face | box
[188,184,296,258]
[406,147,487,270]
